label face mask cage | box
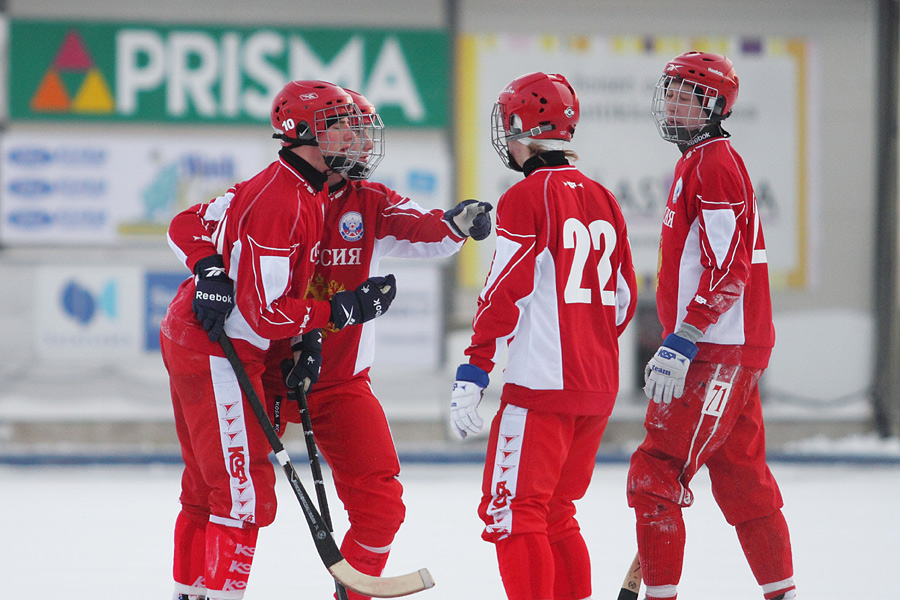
[491,102,514,169]
[315,103,367,175]
[492,102,560,169]
[651,74,721,143]
[345,111,385,180]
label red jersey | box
[656,136,774,368]
[310,180,464,384]
[167,178,465,381]
[162,155,332,362]
[465,163,637,416]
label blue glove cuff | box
[662,333,699,360]
[456,363,490,388]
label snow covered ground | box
[4,458,898,599]
[2,328,898,598]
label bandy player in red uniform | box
[628,52,797,600]
[161,81,398,600]
[450,72,637,600]
[168,89,492,599]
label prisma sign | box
[9,20,447,127]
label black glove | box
[282,329,323,392]
[444,199,494,241]
[330,274,397,330]
[192,254,234,342]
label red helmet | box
[491,72,579,169]
[270,80,355,145]
[342,88,385,180]
[343,88,377,119]
[651,52,739,143]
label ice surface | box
[3,460,897,599]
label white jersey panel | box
[352,239,386,376]
[354,320,377,376]
[615,264,633,327]
[205,191,233,222]
[259,255,290,309]
[677,219,746,346]
[505,247,564,390]
[222,240,270,351]
[702,208,737,271]
[479,235,524,304]
[167,232,190,270]
[376,234,462,259]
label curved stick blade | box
[328,561,435,598]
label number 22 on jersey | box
[562,217,616,306]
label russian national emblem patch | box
[339,211,364,242]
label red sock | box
[173,510,208,594]
[636,512,686,591]
[496,533,554,600]
[204,521,259,599]
[550,533,592,600]
[735,511,794,598]
[339,534,392,600]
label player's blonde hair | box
[525,139,579,162]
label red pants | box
[479,402,609,600]
[627,361,790,594]
[162,334,279,528]
[162,334,280,599]
[280,375,406,599]
[282,375,406,548]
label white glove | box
[643,333,699,405]
[444,199,494,241]
[450,381,485,439]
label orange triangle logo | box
[30,69,70,112]
[71,68,115,113]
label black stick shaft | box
[297,385,334,528]
[296,384,349,600]
[218,335,343,568]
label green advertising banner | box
[9,20,448,127]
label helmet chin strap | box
[324,154,352,176]
[273,120,318,149]
[273,132,319,149]
[506,123,555,142]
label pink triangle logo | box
[54,30,94,71]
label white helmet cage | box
[314,103,370,175]
[346,110,385,180]
[491,106,551,169]
[491,103,514,168]
[492,106,566,169]
[651,74,725,143]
